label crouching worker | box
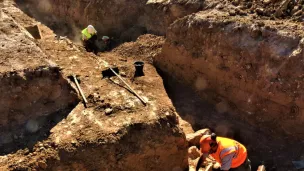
[82,25,98,54]
[100,36,112,52]
[196,133,251,171]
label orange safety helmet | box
[199,133,217,153]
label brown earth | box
[0,1,188,170]
[0,0,304,170]
[14,0,304,43]
[157,9,304,138]
[203,0,304,22]
[14,0,204,42]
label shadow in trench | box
[157,68,304,171]
[14,0,81,42]
[13,0,147,50]
[0,68,80,155]
[0,107,75,155]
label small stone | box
[232,0,240,6]
[215,4,224,9]
[125,101,135,109]
[250,25,262,38]
[263,0,272,5]
[120,71,126,77]
[256,8,265,15]
[229,10,236,16]
[38,161,47,169]
[235,8,247,16]
[105,108,113,115]
[188,146,201,160]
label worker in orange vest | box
[196,133,251,171]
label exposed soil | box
[0,0,304,170]
[0,1,188,170]
[0,67,79,155]
[203,0,304,21]
[158,9,304,138]
[161,72,304,170]
[14,0,204,42]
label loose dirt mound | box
[112,34,165,64]
[204,0,304,22]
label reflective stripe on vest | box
[211,137,247,168]
[82,28,92,40]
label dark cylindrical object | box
[134,61,145,77]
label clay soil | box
[0,1,188,170]
[0,0,304,170]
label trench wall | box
[48,117,188,171]
[0,67,79,140]
[156,10,304,137]
[15,0,203,41]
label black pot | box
[134,61,145,77]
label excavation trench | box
[160,70,304,170]
[8,0,304,170]
[14,0,204,42]
[0,67,79,155]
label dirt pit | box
[1,0,304,170]
[0,67,79,155]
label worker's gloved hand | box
[213,162,221,169]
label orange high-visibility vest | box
[210,137,247,168]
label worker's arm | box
[220,153,235,171]
[82,34,87,41]
[196,153,208,171]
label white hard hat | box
[87,25,96,34]
[102,36,109,40]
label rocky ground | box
[0,1,189,170]
[0,0,303,170]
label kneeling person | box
[82,25,98,54]
[196,133,251,171]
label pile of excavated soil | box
[204,0,304,22]
[112,34,165,64]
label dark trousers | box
[230,158,251,171]
[84,34,98,54]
